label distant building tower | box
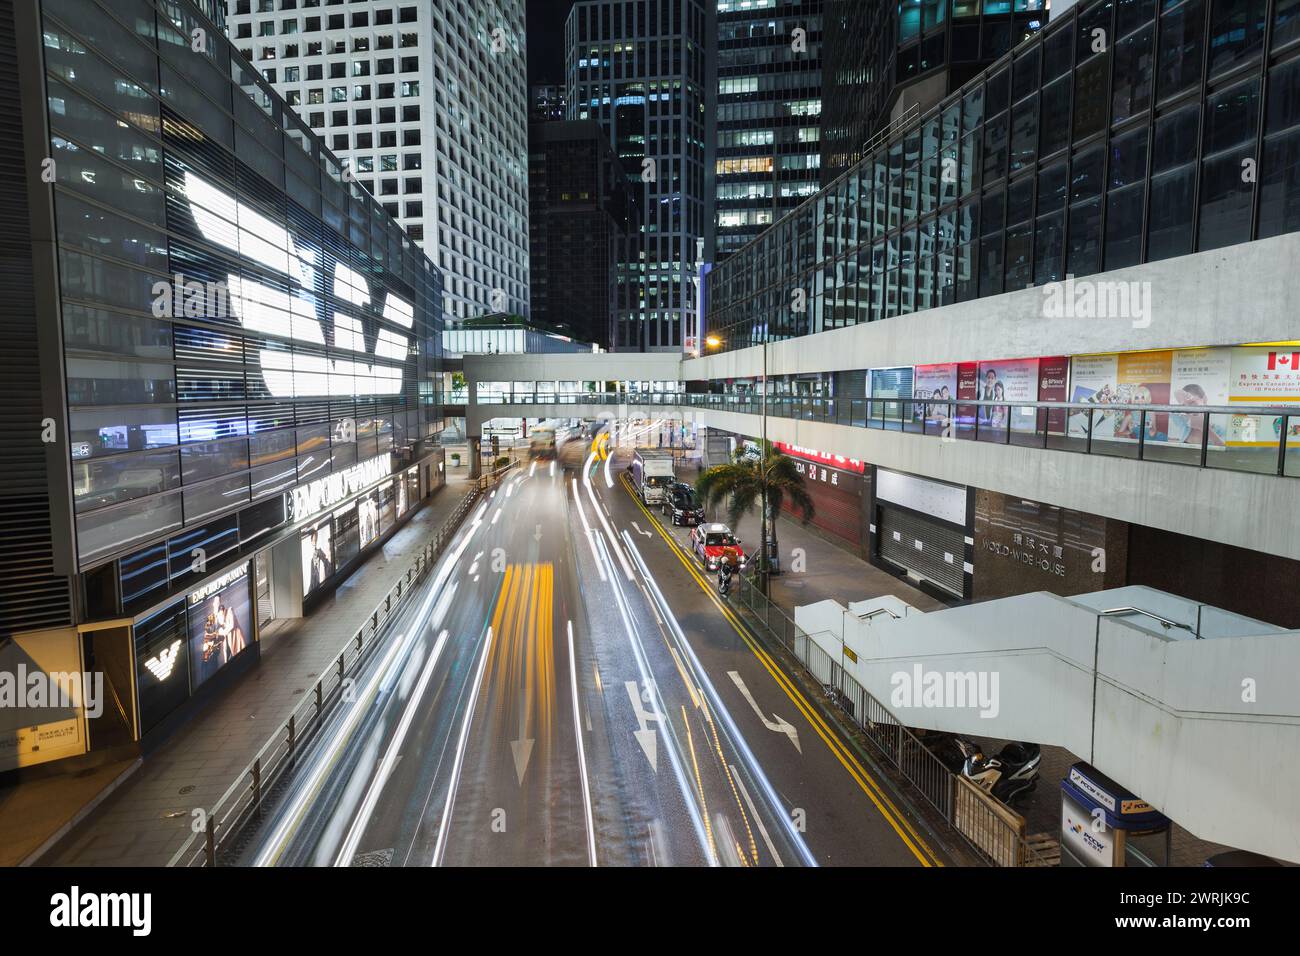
[530,83,568,121]
[529,121,638,350]
[226,0,532,324]
[712,1,824,262]
[565,0,713,353]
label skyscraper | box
[528,120,637,349]
[712,0,823,261]
[565,0,712,353]
[225,0,531,325]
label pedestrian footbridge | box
[795,586,1300,862]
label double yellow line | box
[619,474,944,867]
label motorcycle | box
[717,559,735,596]
[956,738,1041,804]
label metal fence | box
[167,463,516,868]
[727,572,1050,867]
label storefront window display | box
[186,565,252,691]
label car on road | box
[690,523,745,571]
[661,483,705,526]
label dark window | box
[1147,165,1197,259]
[1112,23,1155,123]
[1206,0,1268,78]
[1259,58,1300,237]
[1157,0,1206,103]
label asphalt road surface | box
[236,426,944,867]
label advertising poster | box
[956,361,980,435]
[1169,348,1231,447]
[976,358,1040,432]
[187,565,251,691]
[1038,355,1070,434]
[912,363,958,426]
[358,490,380,548]
[1228,346,1300,446]
[301,521,334,595]
[1068,351,1172,442]
[396,474,408,517]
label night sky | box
[525,0,578,86]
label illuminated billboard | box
[187,565,252,691]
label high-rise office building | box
[1,0,444,769]
[528,120,638,349]
[531,82,568,121]
[565,0,712,352]
[821,0,1048,183]
[224,0,530,325]
[712,0,823,261]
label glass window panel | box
[1067,197,1103,275]
[1112,23,1155,123]
[1153,103,1200,173]
[1034,210,1066,284]
[983,112,1009,183]
[1206,0,1267,78]
[1110,126,1150,187]
[1044,21,1075,82]
[1010,94,1038,172]
[1199,149,1256,250]
[1040,76,1072,156]
[1157,0,1206,103]
[1259,126,1300,238]
[1073,55,1110,140]
[1147,165,1197,259]
[1105,182,1147,268]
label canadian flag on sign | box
[1267,352,1300,371]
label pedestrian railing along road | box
[472,391,1300,479]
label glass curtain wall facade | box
[820,0,1046,185]
[565,0,711,352]
[33,0,443,614]
[709,0,1300,350]
[713,0,824,261]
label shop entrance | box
[255,550,273,631]
[878,504,966,597]
[79,623,136,750]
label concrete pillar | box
[468,436,482,479]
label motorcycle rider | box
[717,554,735,595]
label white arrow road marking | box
[630,521,652,538]
[727,671,801,753]
[625,679,662,772]
[510,739,533,785]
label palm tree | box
[695,442,814,593]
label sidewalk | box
[2,468,474,868]
[677,460,949,619]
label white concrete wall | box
[796,592,1300,862]
[688,232,1300,382]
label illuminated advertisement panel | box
[301,521,334,596]
[358,490,380,548]
[187,565,252,691]
[177,170,413,400]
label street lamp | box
[704,329,772,592]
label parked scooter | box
[956,738,1041,804]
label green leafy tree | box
[695,442,814,592]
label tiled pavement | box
[3,469,474,868]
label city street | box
[233,432,941,866]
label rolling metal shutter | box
[878,505,965,597]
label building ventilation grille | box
[0,4,73,637]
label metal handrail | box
[1100,606,1197,634]
[167,465,515,867]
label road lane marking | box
[631,521,652,538]
[728,671,802,753]
[617,473,942,867]
[334,629,449,866]
[568,620,597,867]
[731,765,783,867]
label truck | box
[528,427,557,459]
[631,449,675,505]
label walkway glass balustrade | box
[469,391,1300,479]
